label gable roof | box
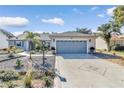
[9,31,28,40]
[50,32,98,38]
[0,29,14,38]
[9,31,48,40]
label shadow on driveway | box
[94,52,121,59]
[57,52,121,59]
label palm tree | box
[26,31,41,59]
[97,22,120,51]
[113,6,124,27]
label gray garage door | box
[56,40,87,54]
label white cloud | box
[97,14,105,18]
[13,30,52,36]
[41,17,64,25]
[72,8,83,15]
[0,17,29,27]
[106,7,116,16]
[91,6,99,10]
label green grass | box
[112,50,124,56]
[97,49,124,56]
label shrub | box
[15,48,24,53]
[18,71,27,76]
[16,59,23,68]
[31,70,43,79]
[6,81,17,88]
[35,45,41,52]
[0,70,19,82]
[24,74,32,88]
[8,52,15,58]
[2,48,7,51]
[45,70,55,79]
[114,46,124,51]
[42,75,52,87]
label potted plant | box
[90,47,95,54]
[51,47,56,54]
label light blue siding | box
[9,40,29,51]
[56,40,87,54]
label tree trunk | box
[106,42,111,52]
[29,52,32,59]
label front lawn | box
[111,50,124,56]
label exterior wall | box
[25,41,29,51]
[0,31,8,49]
[96,37,108,50]
[8,40,29,51]
[51,36,96,53]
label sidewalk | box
[18,52,54,56]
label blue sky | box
[0,5,116,35]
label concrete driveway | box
[54,54,124,88]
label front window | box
[16,41,22,46]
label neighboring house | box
[8,31,30,51]
[111,35,124,46]
[50,32,97,54]
[8,31,51,51]
[0,29,14,49]
[96,35,124,50]
[96,36,108,50]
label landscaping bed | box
[0,48,24,55]
[0,69,55,88]
[0,55,55,88]
[0,54,25,62]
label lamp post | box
[42,41,45,65]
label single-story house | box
[8,31,30,51]
[49,32,98,54]
[8,31,51,51]
[96,34,124,50]
[111,35,124,46]
[0,29,14,49]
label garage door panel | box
[56,40,87,54]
